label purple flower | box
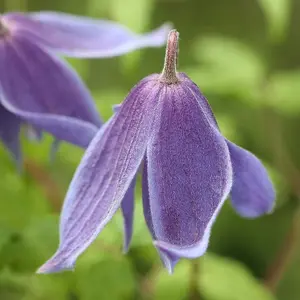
[0,11,171,167]
[37,30,275,274]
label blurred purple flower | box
[0,11,171,167]
[38,30,275,274]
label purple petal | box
[142,158,179,272]
[0,104,22,168]
[146,79,232,271]
[121,177,137,253]
[37,75,162,273]
[142,158,155,237]
[0,34,101,148]
[183,74,275,217]
[4,12,171,58]
[227,140,275,218]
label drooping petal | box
[146,81,233,272]
[37,75,162,273]
[142,158,155,237]
[114,99,137,253]
[142,158,179,272]
[0,104,22,168]
[121,177,137,253]
[0,35,101,148]
[182,73,275,218]
[226,140,275,218]
[3,12,171,58]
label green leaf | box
[76,256,136,300]
[109,0,155,72]
[0,215,59,272]
[199,253,276,300]
[109,0,154,34]
[0,268,70,300]
[153,262,190,300]
[0,169,49,230]
[266,71,300,114]
[257,0,291,42]
[185,37,265,103]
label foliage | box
[0,0,299,299]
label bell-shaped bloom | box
[37,30,275,274]
[0,11,171,167]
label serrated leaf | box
[200,253,276,300]
[257,0,291,42]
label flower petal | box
[142,158,179,272]
[183,74,275,217]
[4,12,171,58]
[142,158,155,237]
[37,75,162,273]
[121,177,137,253]
[0,35,101,148]
[146,81,232,271]
[0,104,22,168]
[227,140,275,218]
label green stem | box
[24,158,63,213]
[262,109,300,291]
[188,259,201,300]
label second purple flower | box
[0,11,170,166]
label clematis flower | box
[0,11,171,167]
[38,30,275,274]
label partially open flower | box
[37,30,275,274]
[0,11,171,167]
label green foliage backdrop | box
[0,0,300,299]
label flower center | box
[160,29,180,84]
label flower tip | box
[122,242,130,255]
[36,257,75,274]
[154,240,179,274]
[160,28,180,84]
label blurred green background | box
[0,0,300,299]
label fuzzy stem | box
[160,29,179,84]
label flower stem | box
[188,259,201,300]
[160,29,180,84]
[262,109,300,291]
[264,204,300,291]
[24,158,63,213]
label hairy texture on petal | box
[121,177,137,253]
[0,35,101,148]
[147,81,232,271]
[179,73,218,128]
[37,75,163,273]
[4,12,171,58]
[142,158,179,272]
[0,104,21,168]
[227,140,275,218]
